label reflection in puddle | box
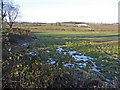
[29,52,37,56]
[107,54,120,60]
[46,50,50,53]
[55,46,117,86]
[102,60,108,62]
[47,58,56,64]
[21,43,29,46]
[22,43,117,86]
[56,46,100,72]
[64,63,74,67]
[91,67,100,72]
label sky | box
[14,0,119,23]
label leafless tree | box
[0,0,9,30]
[4,2,20,29]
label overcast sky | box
[14,0,119,23]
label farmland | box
[2,23,120,88]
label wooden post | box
[1,0,3,31]
[0,1,3,89]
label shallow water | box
[64,63,74,67]
[91,67,100,72]
[21,43,29,46]
[24,44,117,78]
[47,58,56,64]
[46,50,50,53]
[107,54,120,60]
[29,52,37,56]
[56,46,101,73]
[22,43,117,86]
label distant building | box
[75,24,89,27]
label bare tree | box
[5,2,19,29]
[0,0,9,30]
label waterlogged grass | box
[17,30,119,88]
[3,29,119,88]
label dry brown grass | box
[88,23,118,32]
[12,23,119,33]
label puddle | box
[104,81,113,87]
[21,39,37,47]
[69,51,77,55]
[91,67,100,72]
[79,63,86,67]
[73,55,94,62]
[29,52,37,56]
[56,47,95,61]
[56,47,64,52]
[46,50,50,53]
[47,58,56,64]
[21,43,29,46]
[24,45,117,79]
[56,46,117,86]
[29,52,34,55]
[102,60,109,62]
[107,54,120,60]
[64,63,74,67]
[21,43,117,87]
[33,39,38,41]
[56,46,100,72]
[21,42,117,87]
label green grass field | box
[24,27,119,87]
[2,23,120,88]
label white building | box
[75,24,89,27]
